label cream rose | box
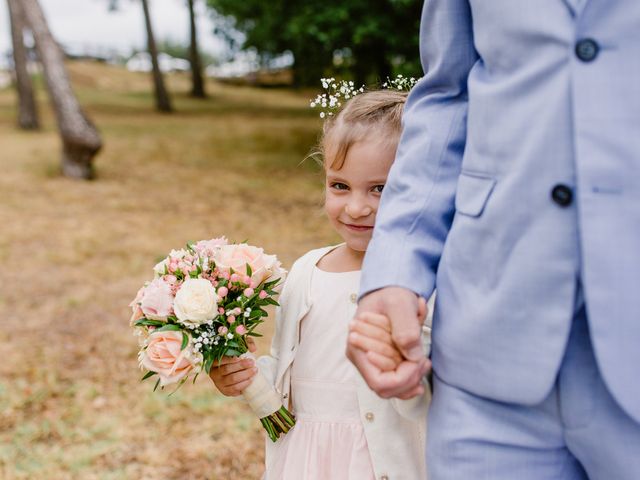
[139,330,200,386]
[173,278,218,326]
[215,244,286,286]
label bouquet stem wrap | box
[241,353,295,442]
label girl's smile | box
[324,139,396,255]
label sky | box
[0,0,229,59]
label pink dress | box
[266,267,376,480]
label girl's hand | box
[349,297,429,372]
[208,337,258,396]
[349,312,403,371]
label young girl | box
[209,89,431,480]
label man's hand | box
[346,287,431,399]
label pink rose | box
[129,286,145,308]
[235,325,247,335]
[140,278,174,321]
[140,331,197,386]
[214,244,287,286]
[194,237,229,257]
[130,304,145,325]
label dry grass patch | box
[0,62,338,479]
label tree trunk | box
[6,0,39,130]
[141,0,172,112]
[187,0,206,98]
[21,0,102,179]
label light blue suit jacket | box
[360,0,640,422]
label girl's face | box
[324,139,396,254]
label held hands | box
[208,337,258,396]
[346,287,431,399]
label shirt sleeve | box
[359,0,478,300]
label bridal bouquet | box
[129,237,295,441]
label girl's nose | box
[345,196,373,218]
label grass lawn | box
[0,62,339,479]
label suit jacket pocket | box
[454,172,496,217]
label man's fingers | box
[385,291,423,361]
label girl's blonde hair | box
[319,89,408,170]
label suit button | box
[575,38,599,62]
[365,412,375,422]
[551,184,573,207]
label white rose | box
[153,258,169,276]
[173,278,218,326]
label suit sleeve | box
[359,0,478,300]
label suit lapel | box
[562,0,590,17]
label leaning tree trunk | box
[21,0,102,179]
[187,0,206,98]
[6,0,39,130]
[141,0,172,112]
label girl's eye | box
[330,182,349,191]
[372,185,385,193]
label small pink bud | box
[217,286,228,298]
[233,307,242,315]
[227,315,236,324]
[250,280,259,289]
[230,273,241,283]
[259,290,268,299]
[218,307,225,315]
[244,288,254,297]
[218,326,228,335]
[220,270,230,280]
[242,275,252,285]
[164,275,177,284]
[236,325,247,335]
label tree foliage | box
[206,0,422,86]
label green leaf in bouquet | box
[204,354,215,373]
[246,264,253,277]
[247,332,263,337]
[153,378,161,392]
[262,298,280,306]
[224,348,242,357]
[181,332,189,350]
[156,324,182,332]
[141,371,157,381]
[134,319,165,327]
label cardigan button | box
[350,293,358,304]
[380,476,389,480]
[365,412,375,422]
